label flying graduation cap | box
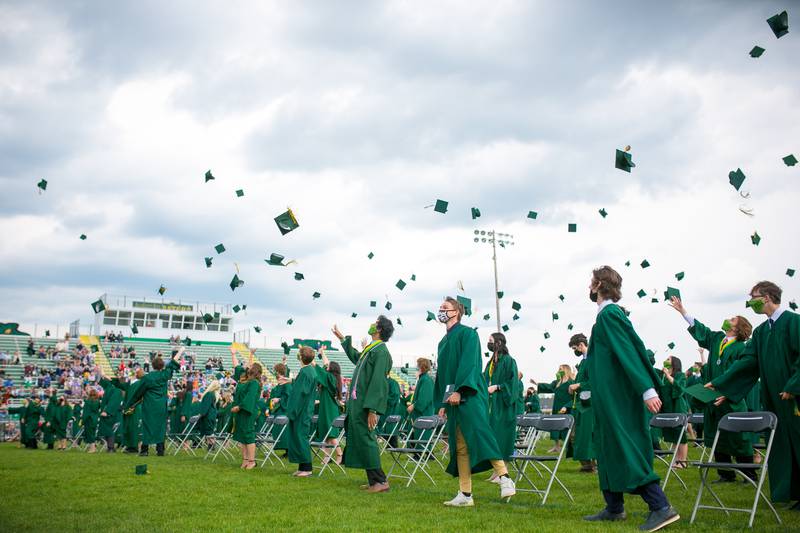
[766,10,789,39]
[235,189,244,197]
[294,272,304,281]
[784,154,798,167]
[751,231,761,246]
[205,170,215,182]
[265,253,286,266]
[229,274,244,291]
[675,272,685,281]
[433,200,448,214]
[787,268,796,278]
[568,223,577,233]
[215,243,226,254]
[396,279,407,291]
[37,179,48,192]
[367,252,375,259]
[158,285,166,295]
[204,257,213,268]
[79,234,87,240]
[312,292,321,299]
[254,326,262,333]
[641,259,650,269]
[615,148,635,172]
[471,207,481,220]
[91,299,106,313]
[749,45,765,58]
[274,209,299,235]
[637,289,647,298]
[664,287,681,301]
[527,211,538,220]
[599,208,608,218]
[426,311,435,321]
[456,295,472,316]
[729,168,746,191]
[511,301,521,311]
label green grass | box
[0,442,796,532]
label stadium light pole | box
[473,229,515,333]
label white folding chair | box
[172,415,200,455]
[259,415,289,468]
[649,413,689,491]
[690,412,781,528]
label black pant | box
[366,467,387,486]
[24,437,38,449]
[105,436,115,451]
[299,462,312,472]
[715,452,757,480]
[603,481,669,514]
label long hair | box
[558,364,575,382]
[327,361,343,403]
[202,380,221,400]
[734,316,753,342]
[490,332,509,356]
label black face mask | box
[487,342,495,352]
[589,289,598,303]
[573,349,583,357]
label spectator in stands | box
[37,346,46,359]
[26,338,35,356]
[11,351,21,365]
[0,351,9,366]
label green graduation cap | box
[787,268,795,277]
[242,305,247,311]
[552,312,559,321]
[229,274,244,291]
[483,313,490,321]
[367,252,374,259]
[45,330,50,337]
[527,211,538,220]
[567,323,574,330]
[625,260,631,267]
[235,189,244,197]
[91,344,99,353]
[675,272,685,281]
[400,366,408,374]
[265,253,285,266]
[637,289,647,298]
[751,231,761,246]
[396,279,407,291]
[615,148,635,172]
[351,312,358,318]
[497,291,504,299]
[641,259,650,269]
[215,243,225,254]
[158,285,166,295]
[568,223,577,233]
[667,342,676,350]
[766,10,789,39]
[511,301,521,311]
[204,257,213,268]
[456,295,472,316]
[784,154,798,167]
[37,178,47,191]
[599,208,608,218]
[426,311,435,322]
[396,317,403,326]
[202,313,213,324]
[312,292,321,299]
[433,199,448,214]
[79,234,87,240]
[135,464,148,476]
[539,346,546,353]
[502,324,509,332]
[385,301,392,310]
[131,323,139,335]
[789,301,798,311]
[370,301,376,307]
[294,272,304,281]
[204,170,215,182]
[280,341,290,354]
[512,314,519,321]
[471,207,481,220]
[544,332,550,339]
[664,286,681,301]
[559,294,565,302]
[254,326,262,333]
[729,168,746,191]
[232,305,241,313]
[274,208,300,235]
[287,317,295,325]
[411,274,416,281]
[651,298,659,303]
[749,45,765,58]
[91,299,106,313]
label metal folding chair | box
[259,415,289,468]
[510,414,544,480]
[386,415,440,487]
[68,420,84,450]
[690,411,781,528]
[511,414,574,504]
[687,413,707,461]
[310,415,346,476]
[308,415,319,441]
[378,414,402,453]
[172,415,200,455]
[649,413,688,491]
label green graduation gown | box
[434,323,502,477]
[658,371,688,444]
[408,372,435,443]
[71,403,82,438]
[98,378,123,439]
[255,398,269,433]
[124,359,179,445]
[688,319,753,455]
[483,353,520,460]
[537,378,575,440]
[379,376,402,432]
[21,401,44,444]
[232,379,259,445]
[341,336,392,470]
[81,399,100,443]
[286,365,317,464]
[53,403,72,439]
[525,392,541,413]
[712,310,800,503]
[515,379,525,416]
[42,394,58,445]
[197,391,218,436]
[314,366,341,440]
[572,358,596,461]
[114,378,143,449]
[269,382,292,449]
[216,402,233,433]
[587,303,662,493]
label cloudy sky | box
[1,1,798,380]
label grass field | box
[0,442,797,532]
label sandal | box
[244,460,256,470]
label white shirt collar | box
[596,300,614,314]
[769,306,785,322]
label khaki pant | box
[455,425,507,493]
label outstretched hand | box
[667,296,686,315]
[331,325,344,341]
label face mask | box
[556,371,565,380]
[487,342,496,352]
[437,310,452,323]
[721,319,732,332]
[368,324,377,336]
[573,349,583,357]
[746,298,765,314]
[663,360,672,369]
[589,289,598,303]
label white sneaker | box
[443,492,475,507]
[499,476,516,500]
[486,473,501,484]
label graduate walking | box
[534,364,575,453]
[231,363,262,469]
[482,332,520,465]
[567,333,597,473]
[583,266,679,531]
[97,367,123,453]
[19,397,44,449]
[708,281,800,508]
[332,315,394,493]
[82,388,101,453]
[286,346,318,476]
[434,297,516,507]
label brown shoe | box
[367,483,390,493]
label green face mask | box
[556,371,565,380]
[721,319,732,332]
[746,298,765,314]
[368,324,377,336]
[663,360,672,369]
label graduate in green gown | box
[524,385,541,413]
[52,396,72,450]
[255,392,270,434]
[71,401,83,442]
[708,281,800,506]
[286,347,318,476]
[332,315,394,493]
[123,348,182,456]
[269,363,293,452]
[582,266,679,530]
[482,332,520,464]
[82,389,101,453]
[113,369,144,453]
[659,355,689,466]
[535,364,575,452]
[515,373,525,416]
[380,374,402,447]
[216,392,233,434]
[97,367,123,453]
[316,347,344,463]
[197,380,219,448]
[567,333,597,473]
[231,362,262,469]
[668,296,757,481]
[406,357,435,447]
[19,397,44,449]
[42,390,58,449]
[433,297,516,506]
[685,360,705,441]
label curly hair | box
[592,265,623,302]
[568,333,588,348]
[375,315,394,342]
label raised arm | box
[229,345,239,369]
